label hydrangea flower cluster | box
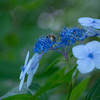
[33,35,56,53]
[58,27,86,47]
[19,17,100,91]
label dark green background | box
[0,0,100,99]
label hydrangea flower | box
[72,41,100,73]
[19,51,43,91]
[25,53,43,87]
[78,17,100,29]
[83,26,100,38]
[19,51,29,91]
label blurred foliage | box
[69,77,90,100]
[85,77,100,100]
[0,0,100,99]
[2,94,33,100]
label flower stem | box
[79,40,83,45]
[66,44,72,55]
[82,26,92,38]
[65,58,72,100]
[66,81,73,100]
[66,69,79,100]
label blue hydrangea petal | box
[27,72,33,88]
[26,53,40,87]
[19,75,25,91]
[24,51,29,66]
[27,63,39,87]
[83,26,100,38]
[20,51,30,80]
[83,26,93,36]
[27,60,39,75]
[23,53,39,74]
[19,72,23,80]
[72,45,89,59]
[78,17,100,29]
[23,59,32,76]
[78,17,93,26]
[78,17,93,23]
[84,26,99,34]
[94,19,100,24]
[27,53,39,74]
[32,63,39,75]
[77,58,95,73]
[94,55,100,69]
[81,23,93,27]
[93,23,100,29]
[86,41,100,54]
[97,35,100,38]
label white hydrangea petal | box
[93,23,100,29]
[26,53,39,74]
[26,54,40,87]
[27,67,31,75]
[19,75,25,91]
[94,19,100,23]
[86,41,100,54]
[23,59,32,75]
[93,27,100,34]
[83,26,94,32]
[24,51,29,66]
[27,72,33,88]
[32,53,39,60]
[83,26,94,36]
[32,63,39,75]
[77,58,95,73]
[83,26,100,37]
[81,23,94,27]
[27,62,39,87]
[19,72,23,80]
[78,17,93,25]
[72,45,89,59]
[94,55,100,69]
[97,35,100,38]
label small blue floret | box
[21,67,25,72]
[88,53,93,59]
[92,20,95,23]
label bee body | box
[46,34,56,42]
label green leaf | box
[29,82,48,100]
[64,66,76,84]
[34,67,66,98]
[69,77,90,100]
[85,77,100,100]
[0,82,48,100]
[2,94,32,100]
[34,66,76,98]
[43,59,61,73]
[0,83,30,100]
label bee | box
[46,34,56,42]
